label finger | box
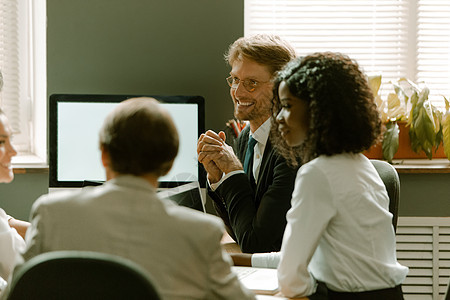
[201,143,223,153]
[204,130,224,142]
[218,131,226,142]
[197,133,221,152]
[198,142,222,156]
[198,151,223,163]
[197,137,205,153]
[205,129,219,136]
[198,151,216,164]
[197,133,207,150]
[198,143,220,155]
[197,133,206,143]
[205,135,224,145]
[198,152,209,164]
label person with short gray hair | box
[22,97,256,300]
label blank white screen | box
[57,102,199,183]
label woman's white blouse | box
[0,208,25,281]
[277,154,408,297]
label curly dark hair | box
[271,52,383,166]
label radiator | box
[397,217,450,300]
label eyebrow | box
[229,73,259,80]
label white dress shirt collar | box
[249,118,271,147]
[249,118,271,183]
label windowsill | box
[9,156,450,174]
[12,154,49,174]
[390,159,450,174]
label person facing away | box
[20,98,255,300]
[0,70,29,284]
[249,52,408,299]
[197,34,298,253]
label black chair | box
[6,251,162,300]
[370,159,400,232]
[445,283,450,300]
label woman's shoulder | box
[0,208,7,219]
[298,154,366,181]
[306,153,366,168]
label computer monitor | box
[49,94,205,188]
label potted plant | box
[366,75,450,163]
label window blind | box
[416,1,450,106]
[0,0,32,153]
[0,0,21,132]
[245,0,450,110]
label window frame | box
[3,0,47,168]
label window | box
[0,0,46,166]
[245,0,450,109]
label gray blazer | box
[23,176,255,300]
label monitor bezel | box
[49,94,205,188]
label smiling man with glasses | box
[197,34,298,254]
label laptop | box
[157,181,206,213]
[232,266,279,295]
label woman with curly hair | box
[271,52,408,299]
[230,53,409,299]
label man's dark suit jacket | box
[209,126,298,253]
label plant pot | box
[364,122,447,159]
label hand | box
[8,217,30,239]
[198,130,243,174]
[197,131,224,183]
[202,155,223,184]
[230,253,253,266]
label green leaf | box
[419,88,436,129]
[444,96,450,112]
[392,81,409,106]
[411,106,436,159]
[407,92,420,126]
[409,126,421,153]
[443,113,450,160]
[382,121,399,163]
[418,86,430,105]
[368,74,382,97]
[435,125,443,150]
[414,108,436,143]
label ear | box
[101,146,116,181]
[100,146,110,168]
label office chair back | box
[370,159,400,232]
[6,251,162,300]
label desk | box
[221,233,309,300]
[257,294,309,299]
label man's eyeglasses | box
[226,76,270,93]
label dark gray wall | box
[2,0,243,219]
[47,0,243,131]
[398,173,450,216]
[1,0,450,221]
[0,173,49,220]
